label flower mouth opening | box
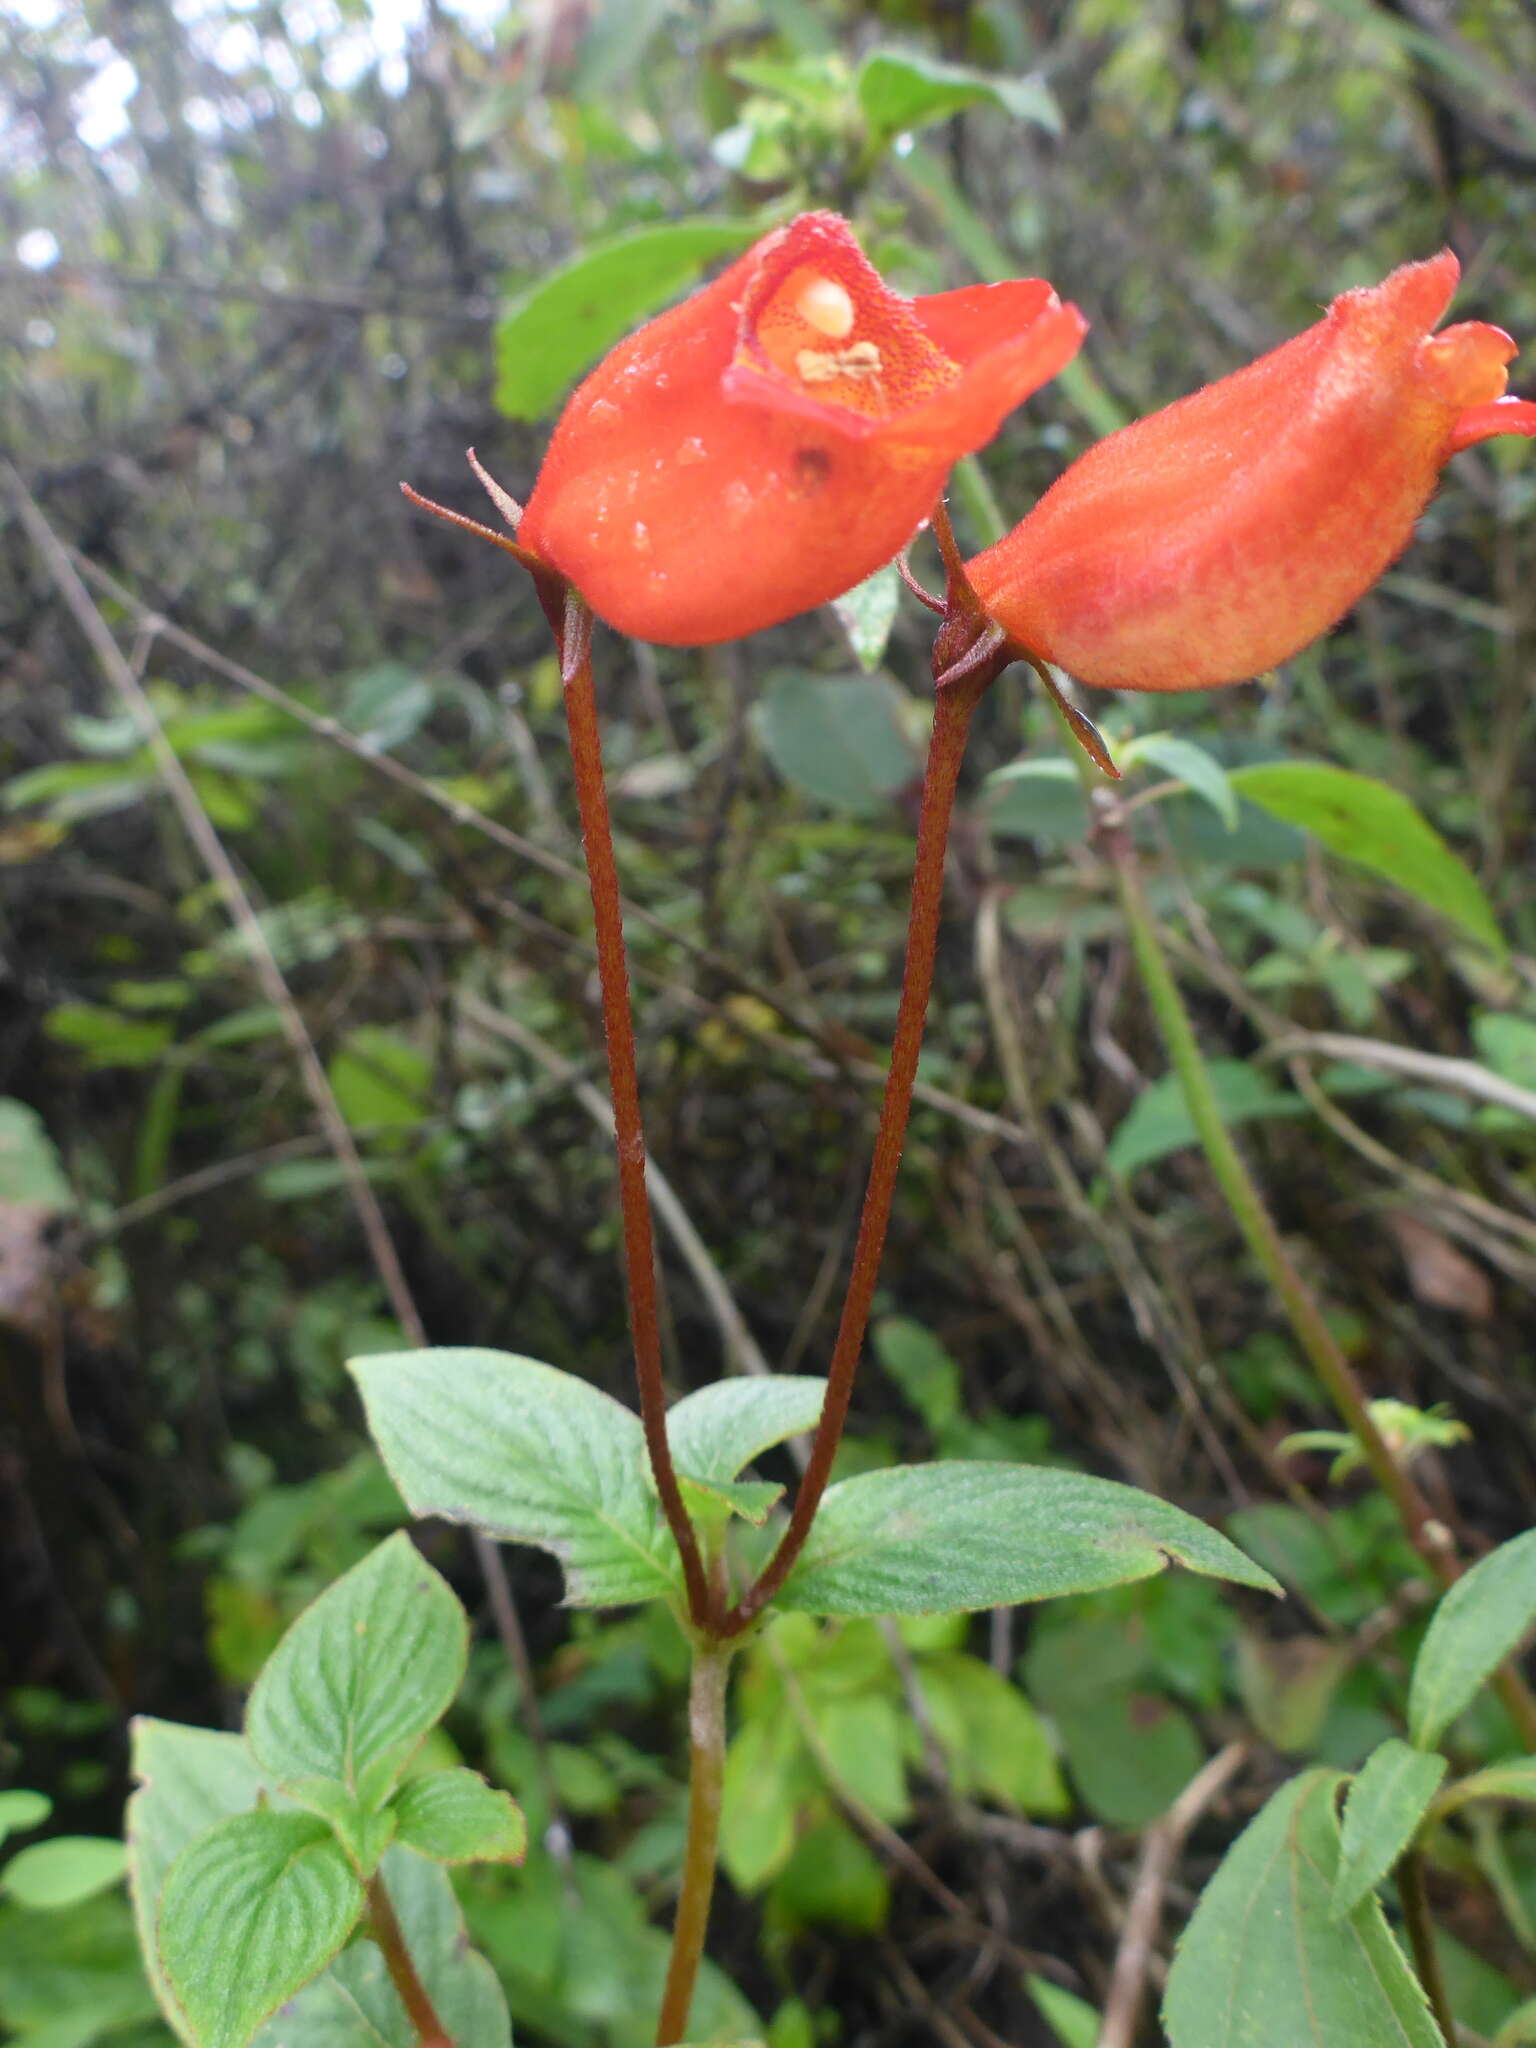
[734,234,961,425]
[1416,321,1517,412]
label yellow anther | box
[796,276,856,340]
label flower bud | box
[966,251,1536,693]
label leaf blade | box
[494,217,762,421]
[351,1348,674,1608]
[751,670,916,814]
[777,1462,1279,1616]
[1230,762,1504,958]
[1408,1528,1536,1751]
[158,1811,364,2048]
[1163,1771,1446,2048]
[388,1771,526,1867]
[1333,1740,1447,1919]
[664,1377,826,1484]
[246,1533,467,1805]
[128,1719,281,2044]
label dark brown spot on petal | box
[792,447,832,496]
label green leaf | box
[1066,1691,1205,1829]
[1230,762,1505,958]
[388,1770,526,1866]
[44,1003,175,1070]
[494,217,760,420]
[258,1845,510,2048]
[1434,1755,1536,1817]
[777,1462,1280,1615]
[573,0,679,96]
[127,1719,278,2042]
[916,1654,1067,1814]
[1474,1013,1536,1094]
[1471,1013,1536,1134]
[771,1817,889,1934]
[279,1783,397,1877]
[982,757,1092,849]
[0,1103,74,1212]
[751,670,916,815]
[341,665,434,753]
[873,1316,961,1435]
[130,1723,509,2048]
[1107,1059,1306,1176]
[830,563,900,673]
[327,1026,431,1136]
[1029,1976,1100,2048]
[856,48,1059,151]
[1235,1634,1351,1755]
[158,1811,363,2048]
[5,756,158,822]
[1333,1740,1447,1918]
[246,1533,467,1807]
[1,1838,127,1910]
[0,1789,51,1846]
[1408,1528,1536,1751]
[678,1472,784,1529]
[1122,733,1238,831]
[721,1714,812,1892]
[351,1348,675,1607]
[1164,1771,1446,2048]
[0,1886,162,2047]
[811,1691,910,1823]
[663,1376,826,1484]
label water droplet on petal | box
[676,436,708,467]
[632,521,652,554]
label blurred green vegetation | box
[3,0,1535,2041]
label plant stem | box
[559,595,710,1629]
[367,1872,454,2048]
[1098,794,1536,1748]
[655,1642,733,2046]
[1397,1851,1457,2046]
[1103,805,1434,1548]
[723,670,987,1633]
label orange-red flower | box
[965,251,1536,694]
[517,212,1085,646]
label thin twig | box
[1096,1744,1249,2048]
[8,464,424,1345]
[10,464,564,1870]
[1260,1029,1536,1126]
[457,993,774,1381]
[66,549,1044,1152]
[0,258,494,322]
[765,1599,1066,1984]
[1095,785,1536,1751]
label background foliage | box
[3,0,1535,2043]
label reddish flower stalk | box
[722,513,998,1635]
[558,593,711,1629]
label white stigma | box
[797,276,856,340]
